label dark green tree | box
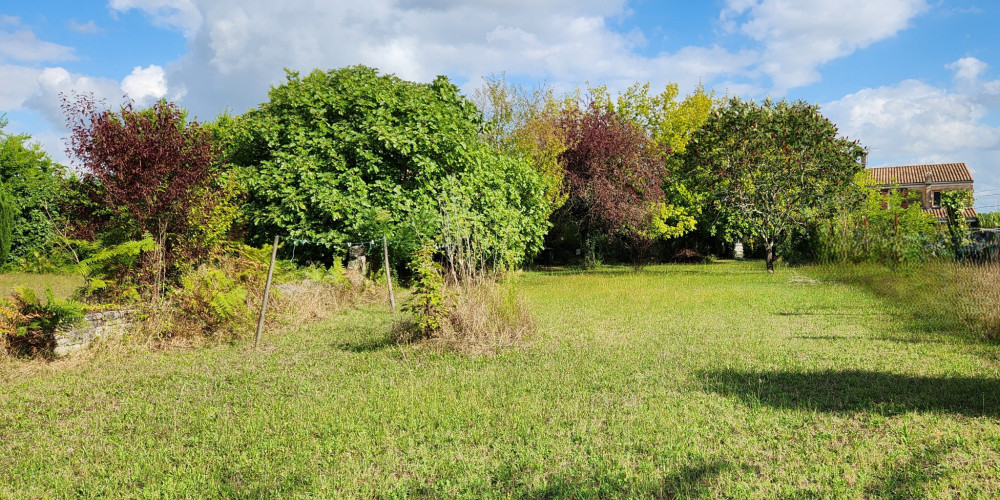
[681,97,866,272]
[0,116,67,267]
[0,183,13,263]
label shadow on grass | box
[700,369,1000,417]
[792,335,855,341]
[527,461,730,498]
[473,459,734,499]
[332,326,398,353]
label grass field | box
[2,261,999,497]
[0,273,84,301]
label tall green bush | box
[0,184,12,263]
[979,211,1000,228]
[0,117,67,267]
[942,190,973,255]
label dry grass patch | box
[395,279,534,355]
[0,273,83,301]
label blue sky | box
[3,0,1000,210]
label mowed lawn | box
[2,261,999,497]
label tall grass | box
[807,260,1000,341]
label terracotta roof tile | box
[866,163,973,185]
[923,207,978,220]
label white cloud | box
[0,29,75,62]
[947,56,988,82]
[0,64,43,109]
[121,64,169,104]
[825,79,998,155]
[824,59,1000,208]
[68,19,105,35]
[108,0,203,35]
[103,0,754,120]
[24,67,125,126]
[723,0,928,91]
[946,56,1000,109]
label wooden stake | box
[383,235,395,309]
[255,235,279,348]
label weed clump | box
[395,245,534,354]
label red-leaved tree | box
[63,94,218,297]
[558,103,670,265]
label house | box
[866,163,977,223]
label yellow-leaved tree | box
[475,74,571,212]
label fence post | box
[255,235,279,349]
[383,235,396,309]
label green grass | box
[0,272,84,301]
[2,261,1000,497]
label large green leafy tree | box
[229,66,550,267]
[682,97,865,273]
[0,117,67,267]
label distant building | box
[866,163,977,223]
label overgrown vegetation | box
[813,173,942,266]
[63,95,223,300]
[811,260,1000,341]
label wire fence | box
[809,227,1000,342]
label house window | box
[933,191,941,207]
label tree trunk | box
[153,219,168,303]
[766,242,775,274]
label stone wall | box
[54,310,135,357]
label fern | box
[1,286,85,356]
[76,236,158,301]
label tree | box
[590,81,715,154]
[0,116,67,267]
[0,184,12,263]
[228,66,551,268]
[941,190,973,256]
[475,74,571,210]
[557,103,674,266]
[63,95,219,296]
[589,82,715,262]
[682,97,865,273]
